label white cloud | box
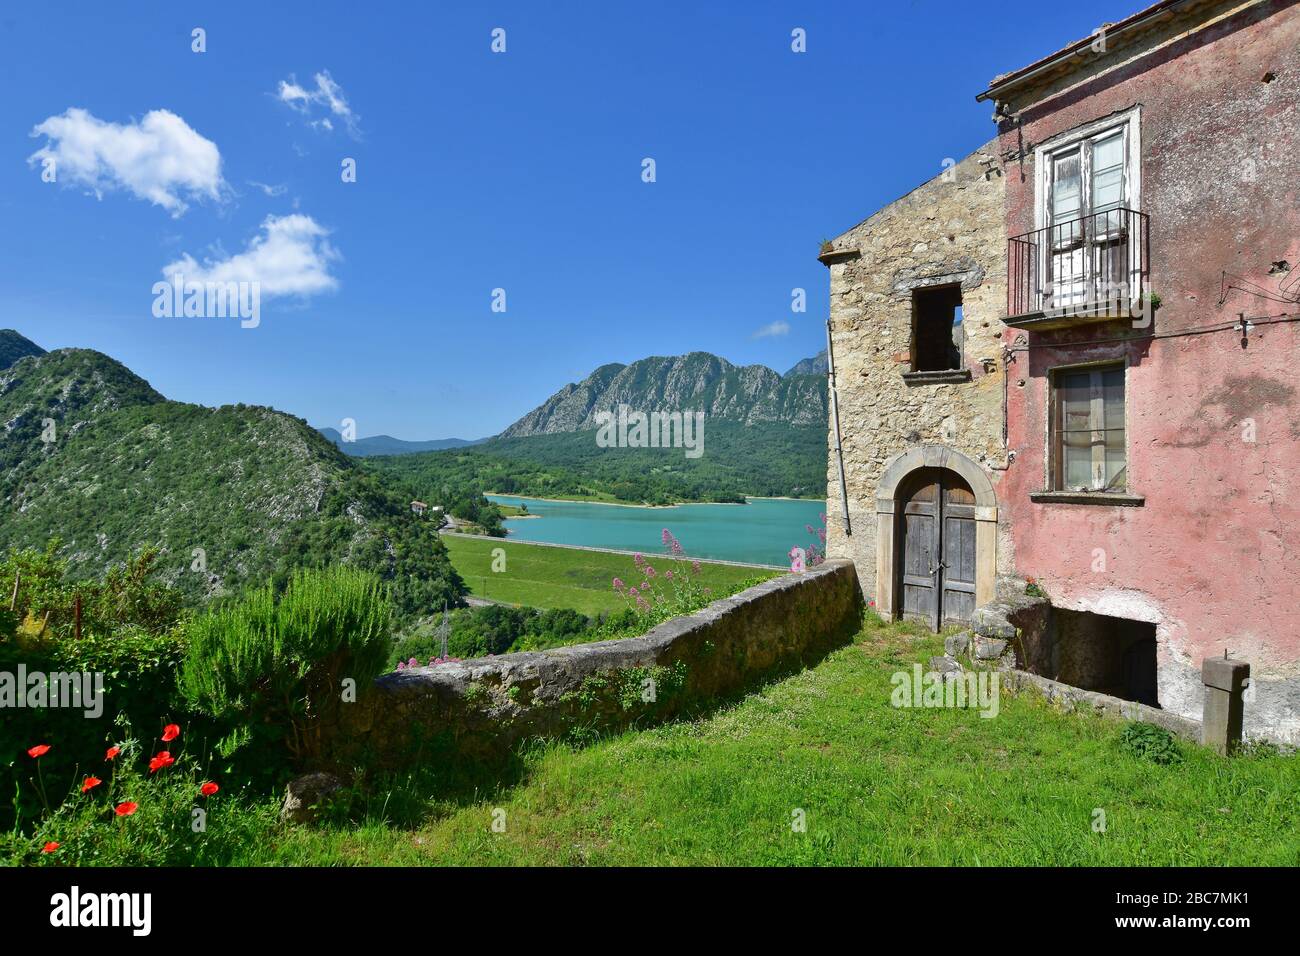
[162,214,340,298]
[28,108,225,216]
[752,321,791,339]
[275,70,360,137]
[246,180,287,197]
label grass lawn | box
[259,616,1299,866]
[442,534,776,616]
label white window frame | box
[1033,106,1142,231]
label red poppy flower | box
[200,782,220,797]
[105,746,121,760]
[114,802,138,817]
[148,751,174,773]
[81,776,102,793]
[42,842,59,853]
[27,744,51,759]
[160,724,180,742]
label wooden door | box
[900,473,941,630]
[899,469,976,631]
[940,482,976,624]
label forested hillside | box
[368,419,827,506]
[0,332,463,620]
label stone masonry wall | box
[822,144,1010,600]
[328,560,862,767]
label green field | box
[259,615,1299,866]
[442,534,777,616]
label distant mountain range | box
[316,428,482,457]
[0,330,462,616]
[784,350,827,377]
[364,350,831,504]
[318,349,828,457]
[500,351,828,438]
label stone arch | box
[876,445,997,509]
[873,445,998,623]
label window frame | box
[1033,107,1142,233]
[909,283,964,374]
[1047,358,1131,494]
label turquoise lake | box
[485,495,826,566]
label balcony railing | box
[1007,207,1150,329]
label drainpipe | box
[826,319,851,536]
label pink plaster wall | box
[996,1,1300,683]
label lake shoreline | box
[487,492,824,510]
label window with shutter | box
[1052,364,1126,492]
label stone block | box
[944,631,971,656]
[970,605,1016,640]
[1202,657,1249,755]
[928,654,963,677]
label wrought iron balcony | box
[1006,207,1150,331]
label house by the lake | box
[821,0,1299,740]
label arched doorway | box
[897,468,977,629]
[873,445,997,629]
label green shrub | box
[180,566,392,767]
[0,543,189,831]
[1118,722,1184,765]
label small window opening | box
[911,284,963,372]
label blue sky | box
[1,1,1142,440]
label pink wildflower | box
[613,577,625,590]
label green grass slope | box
[443,535,775,615]
[260,617,1299,866]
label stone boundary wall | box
[1003,669,1201,742]
[329,560,862,767]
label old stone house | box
[821,0,1299,741]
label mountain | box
[0,329,46,370]
[0,334,463,619]
[364,350,830,505]
[784,350,827,377]
[500,352,827,437]
[317,428,481,457]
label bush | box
[0,546,189,831]
[1118,722,1183,765]
[180,566,392,767]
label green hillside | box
[0,333,464,621]
[0,328,47,370]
